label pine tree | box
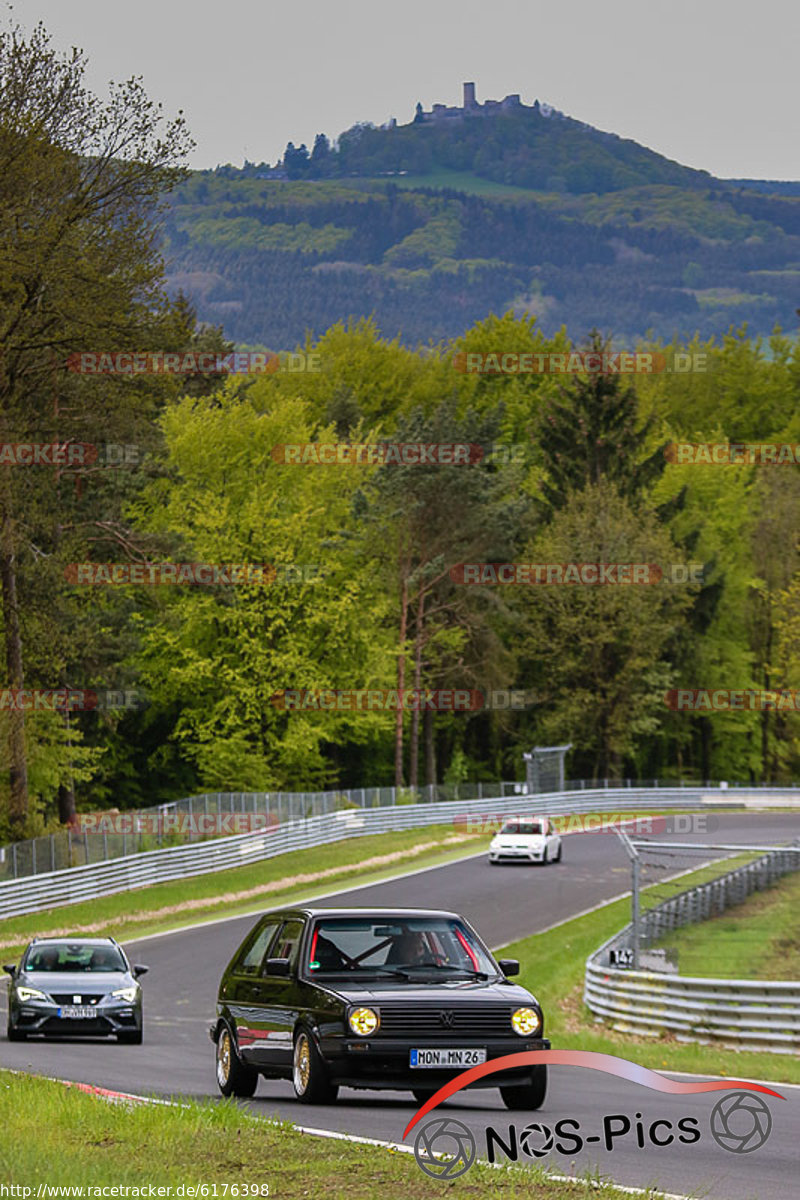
[536,330,668,513]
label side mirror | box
[133,964,149,978]
[2,964,16,977]
[264,957,291,977]
[497,958,520,977]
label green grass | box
[654,869,800,980]
[353,168,546,199]
[497,855,800,1084]
[0,1070,647,1198]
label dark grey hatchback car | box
[211,907,550,1108]
[4,937,148,1043]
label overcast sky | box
[18,0,800,180]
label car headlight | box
[16,986,49,1002]
[348,1006,379,1035]
[511,1007,541,1036]
[110,986,139,1003]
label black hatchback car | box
[4,937,148,1043]
[211,907,549,1108]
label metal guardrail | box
[0,785,734,919]
[584,846,800,1053]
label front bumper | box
[11,1001,141,1036]
[318,1035,551,1089]
[489,848,545,862]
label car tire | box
[117,1028,143,1045]
[553,842,562,863]
[7,1023,26,1042]
[542,846,549,865]
[292,1029,338,1104]
[216,1023,259,1098]
[500,1065,547,1111]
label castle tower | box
[463,81,477,110]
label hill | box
[161,98,800,348]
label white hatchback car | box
[488,817,562,866]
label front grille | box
[40,1017,111,1035]
[50,994,105,1005]
[375,1003,514,1038]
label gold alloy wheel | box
[293,1032,311,1094]
[217,1028,232,1087]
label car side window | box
[272,919,305,968]
[236,922,279,975]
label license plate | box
[58,1006,96,1019]
[410,1048,487,1068]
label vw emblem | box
[439,1009,454,1029]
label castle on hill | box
[414,82,560,124]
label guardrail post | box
[632,855,641,968]
[50,835,55,872]
[32,839,36,875]
[84,830,89,864]
[12,842,17,878]
[103,831,108,860]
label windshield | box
[23,942,126,973]
[306,917,498,977]
[500,820,544,836]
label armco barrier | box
[0,785,742,919]
[584,846,800,1053]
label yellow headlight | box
[348,1006,379,1036]
[512,1007,541,1036]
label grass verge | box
[653,868,800,980]
[0,1070,650,1199]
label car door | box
[239,917,307,1071]
[225,918,281,1064]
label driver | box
[387,932,433,966]
[33,946,59,971]
[89,947,117,971]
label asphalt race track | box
[3,812,798,1198]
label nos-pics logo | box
[413,1093,773,1180]
[405,1052,782,1181]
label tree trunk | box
[409,584,425,792]
[0,478,28,833]
[57,709,77,825]
[424,705,436,790]
[394,562,409,789]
